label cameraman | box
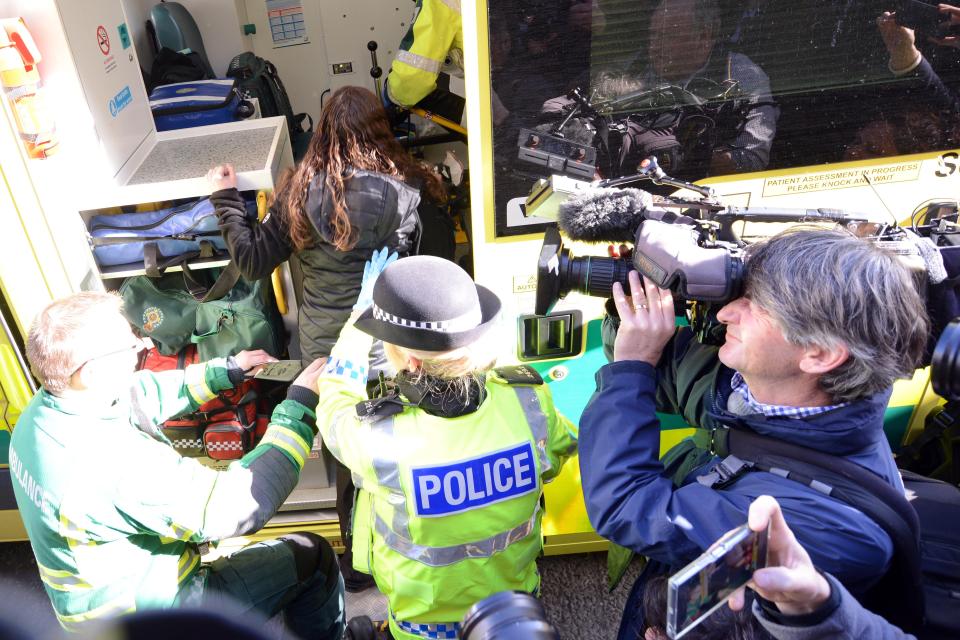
[578,229,928,620]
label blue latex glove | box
[354,248,398,312]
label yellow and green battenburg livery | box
[0,324,34,542]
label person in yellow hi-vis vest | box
[316,251,578,640]
[383,0,465,124]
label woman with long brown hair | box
[206,85,443,591]
[207,85,443,368]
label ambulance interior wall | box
[122,0,449,130]
[1,0,118,300]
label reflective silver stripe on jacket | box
[322,408,352,462]
[37,563,91,592]
[511,386,552,476]
[177,546,201,584]
[370,417,412,539]
[260,426,310,467]
[375,505,540,567]
[57,596,136,631]
[368,385,548,565]
[396,50,442,74]
[438,0,460,11]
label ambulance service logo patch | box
[142,307,164,332]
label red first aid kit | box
[139,346,274,460]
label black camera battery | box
[517,128,597,180]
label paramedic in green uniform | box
[316,251,579,640]
[9,291,344,637]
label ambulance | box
[0,0,956,560]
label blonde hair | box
[384,335,498,402]
[26,291,124,393]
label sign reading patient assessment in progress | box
[412,443,538,517]
[761,161,921,197]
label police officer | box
[316,251,578,640]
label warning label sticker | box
[513,274,537,294]
[762,162,921,197]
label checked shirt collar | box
[728,372,850,419]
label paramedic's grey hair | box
[744,228,929,402]
[27,291,125,393]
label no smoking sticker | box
[97,25,110,55]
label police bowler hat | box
[354,256,501,351]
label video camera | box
[519,79,751,182]
[528,157,934,344]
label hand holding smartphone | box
[666,523,769,639]
[896,0,948,35]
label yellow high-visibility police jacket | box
[387,0,463,108]
[316,315,578,640]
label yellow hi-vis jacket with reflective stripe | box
[9,359,316,631]
[387,0,463,108]
[316,316,578,640]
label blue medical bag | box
[149,79,244,131]
[88,198,227,268]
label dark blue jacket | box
[907,58,960,114]
[579,328,900,594]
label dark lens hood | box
[460,592,559,640]
[536,227,565,315]
[932,319,960,400]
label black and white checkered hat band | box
[372,304,482,332]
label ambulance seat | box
[149,2,216,78]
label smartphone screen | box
[666,524,769,639]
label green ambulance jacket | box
[8,359,316,631]
[316,314,578,640]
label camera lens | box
[536,227,632,315]
[460,592,559,640]
[932,319,960,400]
[561,253,633,300]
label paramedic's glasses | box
[72,338,150,375]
